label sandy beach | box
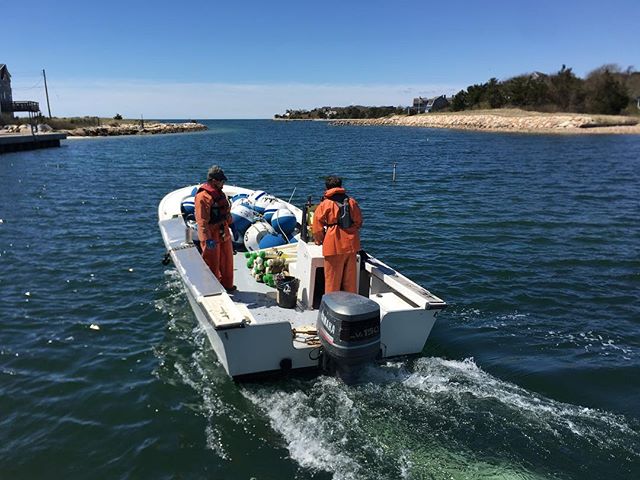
[330,109,640,134]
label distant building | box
[409,95,450,114]
[0,64,13,117]
[0,64,40,120]
[318,106,337,118]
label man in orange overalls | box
[312,175,363,293]
[195,165,236,292]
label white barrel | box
[271,208,297,235]
[244,221,275,251]
[246,190,273,213]
[231,201,258,236]
[231,193,249,206]
[261,200,288,222]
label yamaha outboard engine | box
[317,292,381,383]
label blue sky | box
[3,0,638,118]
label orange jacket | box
[312,187,362,256]
[195,183,232,242]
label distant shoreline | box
[328,109,640,135]
[272,118,333,122]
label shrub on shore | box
[451,65,638,116]
[1,116,147,130]
[275,64,639,120]
[275,105,405,120]
[3,116,102,130]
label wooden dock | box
[0,133,66,154]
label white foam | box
[242,380,362,480]
[173,348,233,460]
[205,424,230,460]
[544,329,635,358]
[399,357,636,450]
[241,368,562,479]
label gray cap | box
[207,165,228,182]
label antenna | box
[287,185,297,203]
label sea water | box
[0,121,638,479]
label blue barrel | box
[258,233,290,249]
[181,196,196,222]
[231,201,257,237]
[271,208,297,235]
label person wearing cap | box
[312,175,363,294]
[195,165,236,292]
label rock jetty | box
[60,121,207,137]
[330,109,640,134]
[2,121,207,137]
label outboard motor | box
[317,292,381,383]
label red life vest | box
[197,183,230,224]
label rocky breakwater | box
[331,109,640,134]
[61,121,207,137]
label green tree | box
[503,74,550,108]
[466,83,488,108]
[451,90,467,111]
[486,78,506,108]
[549,65,585,111]
[503,75,529,106]
[585,69,630,114]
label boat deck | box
[228,251,317,330]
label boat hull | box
[182,284,318,378]
[159,184,446,379]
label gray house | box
[410,95,450,114]
[0,64,13,117]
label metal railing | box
[11,101,40,112]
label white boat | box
[158,184,446,380]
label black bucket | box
[275,276,299,309]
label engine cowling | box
[317,292,381,383]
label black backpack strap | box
[324,194,350,227]
[330,193,349,204]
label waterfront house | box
[0,64,13,118]
[409,95,450,114]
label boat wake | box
[241,357,640,480]
[155,270,237,460]
[158,269,639,479]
